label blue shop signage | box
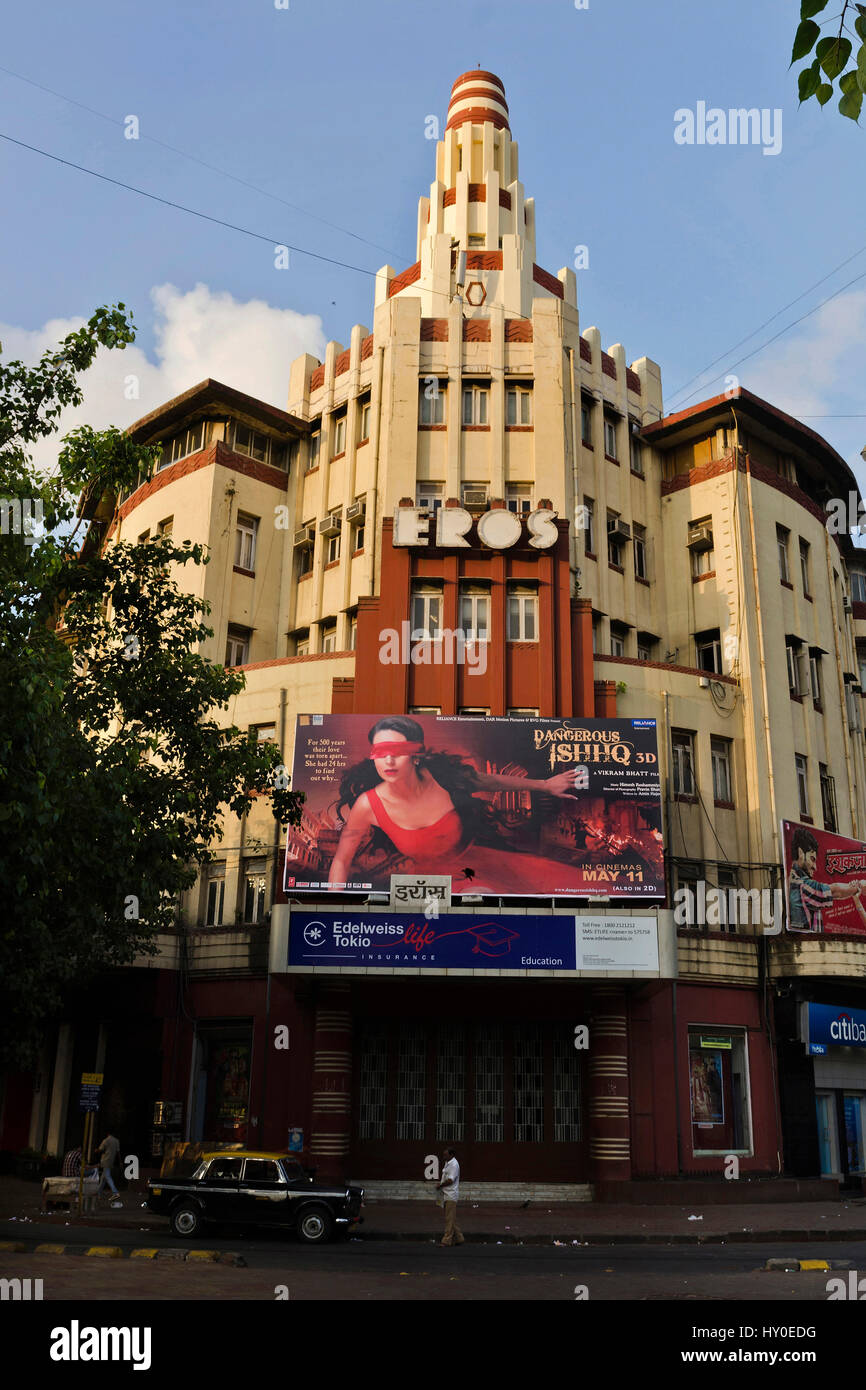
[289,910,577,971]
[806,1002,866,1051]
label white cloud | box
[743,289,866,427]
[0,283,326,473]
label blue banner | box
[288,910,577,971]
[807,1002,866,1049]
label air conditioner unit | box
[293,526,315,548]
[687,523,714,551]
[607,518,632,541]
[463,490,488,509]
[319,513,342,537]
[346,500,366,524]
[843,595,853,614]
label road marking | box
[799,1259,830,1271]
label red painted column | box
[308,980,353,1178]
[572,598,594,716]
[594,679,617,717]
[588,984,631,1189]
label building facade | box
[4,69,866,1195]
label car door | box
[240,1158,291,1227]
[198,1155,243,1222]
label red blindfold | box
[369,742,424,759]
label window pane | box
[478,390,487,424]
[506,391,516,426]
[462,388,473,424]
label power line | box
[0,130,538,326]
[0,63,402,262]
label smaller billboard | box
[803,1002,866,1050]
[781,820,866,936]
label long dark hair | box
[335,716,503,850]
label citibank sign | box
[393,505,559,550]
[805,1001,866,1050]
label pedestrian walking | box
[437,1146,464,1246]
[95,1131,121,1203]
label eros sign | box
[393,504,559,550]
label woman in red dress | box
[327,716,584,892]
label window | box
[851,571,866,604]
[580,399,593,446]
[348,613,357,651]
[507,708,540,716]
[252,723,275,743]
[138,528,150,544]
[411,584,442,640]
[799,538,811,595]
[332,415,346,457]
[462,483,488,509]
[688,1030,751,1153]
[458,584,490,641]
[795,753,810,818]
[506,584,538,642]
[696,628,722,674]
[630,431,644,475]
[294,632,310,656]
[603,416,618,460]
[810,650,824,708]
[592,618,600,653]
[858,647,866,691]
[505,385,532,426]
[610,622,628,658]
[777,525,791,583]
[359,399,371,442]
[711,738,732,803]
[320,623,337,653]
[786,638,806,697]
[308,430,321,470]
[409,706,441,714]
[467,233,485,248]
[243,858,267,924]
[633,523,647,580]
[234,513,258,572]
[691,545,713,579]
[637,633,657,662]
[326,514,341,565]
[419,381,446,426]
[205,866,225,926]
[672,730,696,797]
[233,423,268,462]
[607,512,628,567]
[583,496,595,554]
[462,383,489,426]
[506,484,532,514]
[717,868,739,934]
[416,481,444,512]
[225,624,251,667]
[161,422,205,470]
[354,522,365,552]
[820,764,837,832]
[157,516,173,537]
[458,707,489,717]
[297,543,313,578]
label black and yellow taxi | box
[146,1150,364,1244]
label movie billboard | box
[283,715,664,898]
[782,819,866,936]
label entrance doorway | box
[815,1089,866,1185]
[351,1017,585,1181]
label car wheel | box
[297,1205,334,1244]
[170,1203,204,1238]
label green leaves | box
[816,35,852,78]
[792,18,821,61]
[792,7,866,121]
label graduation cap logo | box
[465,922,520,957]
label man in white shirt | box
[436,1146,464,1247]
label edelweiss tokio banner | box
[284,715,664,899]
[782,819,866,936]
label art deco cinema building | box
[8,70,866,1198]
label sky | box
[2,0,865,487]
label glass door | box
[815,1091,839,1176]
[842,1093,865,1176]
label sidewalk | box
[3,1177,866,1244]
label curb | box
[764,1257,849,1271]
[359,1228,866,1245]
[0,1243,246,1266]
